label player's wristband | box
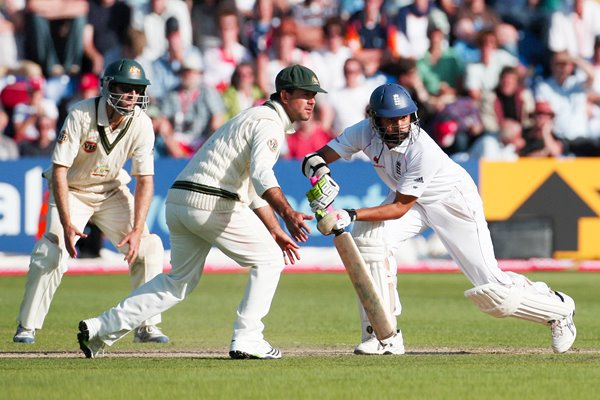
[344,209,357,222]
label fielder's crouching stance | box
[13,59,169,344]
[76,65,323,359]
[303,83,576,354]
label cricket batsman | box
[302,83,576,354]
[13,59,169,344]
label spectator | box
[454,0,501,35]
[137,0,193,62]
[345,0,397,66]
[290,0,339,51]
[417,25,464,104]
[18,113,56,157]
[392,0,435,60]
[23,0,88,76]
[309,16,352,92]
[547,0,600,60]
[157,52,226,156]
[150,16,203,101]
[432,96,484,156]
[11,77,59,143]
[241,0,280,57]
[534,51,597,155]
[320,58,376,136]
[256,16,312,95]
[285,105,332,159]
[221,62,265,121]
[190,0,220,52]
[479,65,534,135]
[83,0,133,75]
[0,0,21,70]
[58,72,100,127]
[464,29,520,101]
[519,101,564,157]
[492,0,552,72]
[0,105,18,160]
[451,17,480,65]
[468,118,525,160]
[202,7,253,92]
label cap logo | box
[129,66,141,77]
[393,94,403,106]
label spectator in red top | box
[284,105,332,160]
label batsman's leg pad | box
[352,221,400,340]
[465,279,574,325]
[18,235,67,329]
[130,234,164,326]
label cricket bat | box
[309,175,396,341]
[333,231,396,341]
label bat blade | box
[334,232,396,341]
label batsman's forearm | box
[132,175,154,232]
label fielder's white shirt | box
[327,119,472,204]
[167,100,294,210]
[47,96,155,193]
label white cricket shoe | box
[13,325,36,344]
[133,325,170,343]
[77,321,105,359]
[354,331,405,355]
[229,339,282,359]
[550,292,576,353]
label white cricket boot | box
[13,325,36,344]
[133,325,170,343]
[229,339,282,359]
[550,292,576,353]
[354,331,405,355]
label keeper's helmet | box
[101,59,150,116]
[367,83,420,147]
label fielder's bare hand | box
[281,210,313,242]
[117,229,142,266]
[63,223,88,258]
[272,229,301,265]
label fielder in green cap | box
[275,64,327,93]
[76,63,326,360]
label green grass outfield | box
[1,271,599,399]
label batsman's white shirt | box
[328,120,512,287]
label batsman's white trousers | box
[93,201,284,346]
[385,180,514,287]
[17,187,163,330]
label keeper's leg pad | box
[464,281,573,325]
[351,221,401,340]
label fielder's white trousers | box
[17,187,162,330]
[93,201,284,346]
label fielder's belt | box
[171,181,240,201]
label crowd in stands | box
[2,0,600,162]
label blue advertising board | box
[0,157,478,252]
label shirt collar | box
[266,100,295,134]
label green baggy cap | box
[275,65,327,93]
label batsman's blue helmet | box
[368,83,417,118]
[367,83,420,146]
